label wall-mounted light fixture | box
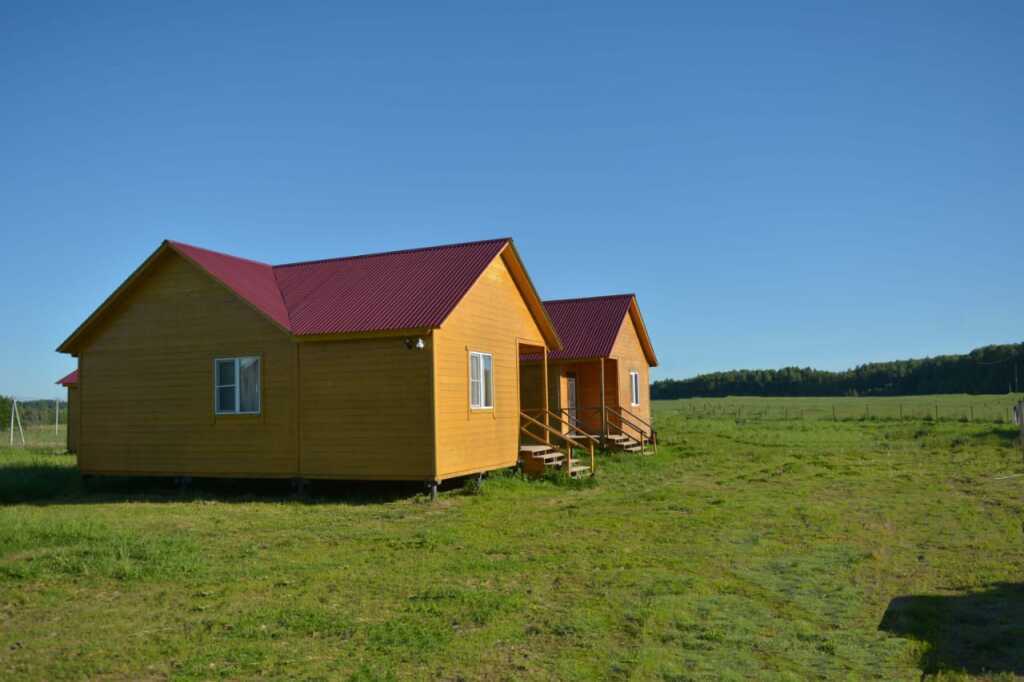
[404,337,426,350]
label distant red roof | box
[59,237,560,351]
[543,295,635,360]
[541,294,658,365]
[57,370,78,386]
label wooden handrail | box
[558,404,657,456]
[604,406,657,454]
[520,412,586,451]
[523,408,600,447]
[606,407,650,444]
[618,405,653,432]
[520,411,595,474]
[618,405,656,453]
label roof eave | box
[627,296,659,367]
[498,241,563,351]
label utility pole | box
[9,400,25,447]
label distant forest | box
[651,342,1024,399]
[0,397,67,431]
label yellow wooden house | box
[522,294,659,454]
[56,238,580,493]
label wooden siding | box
[66,386,79,454]
[297,337,434,479]
[433,251,547,480]
[535,360,617,435]
[610,313,652,426]
[76,250,298,477]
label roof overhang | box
[57,242,172,355]
[626,296,658,367]
[56,369,79,386]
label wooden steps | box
[604,431,652,455]
[519,443,589,478]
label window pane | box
[239,358,260,412]
[482,356,493,407]
[217,386,236,413]
[216,359,235,387]
[470,379,482,407]
[470,354,481,381]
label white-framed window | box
[469,351,494,409]
[214,357,261,414]
[630,370,641,406]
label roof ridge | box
[272,237,512,270]
[167,240,274,268]
[543,293,635,304]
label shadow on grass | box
[879,582,1024,677]
[0,463,445,506]
[968,426,1021,446]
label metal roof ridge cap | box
[271,237,513,270]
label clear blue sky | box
[2,1,1022,399]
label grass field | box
[1,397,1023,680]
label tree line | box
[651,342,1024,399]
[0,397,68,431]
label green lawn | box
[1,400,1022,680]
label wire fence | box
[666,398,1023,423]
[2,425,68,450]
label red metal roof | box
[167,238,512,336]
[275,239,510,335]
[56,369,78,386]
[542,294,635,360]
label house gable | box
[432,250,548,479]
[74,248,298,476]
[610,308,654,424]
[58,242,291,355]
[541,294,656,365]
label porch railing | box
[570,405,655,454]
[519,411,595,475]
